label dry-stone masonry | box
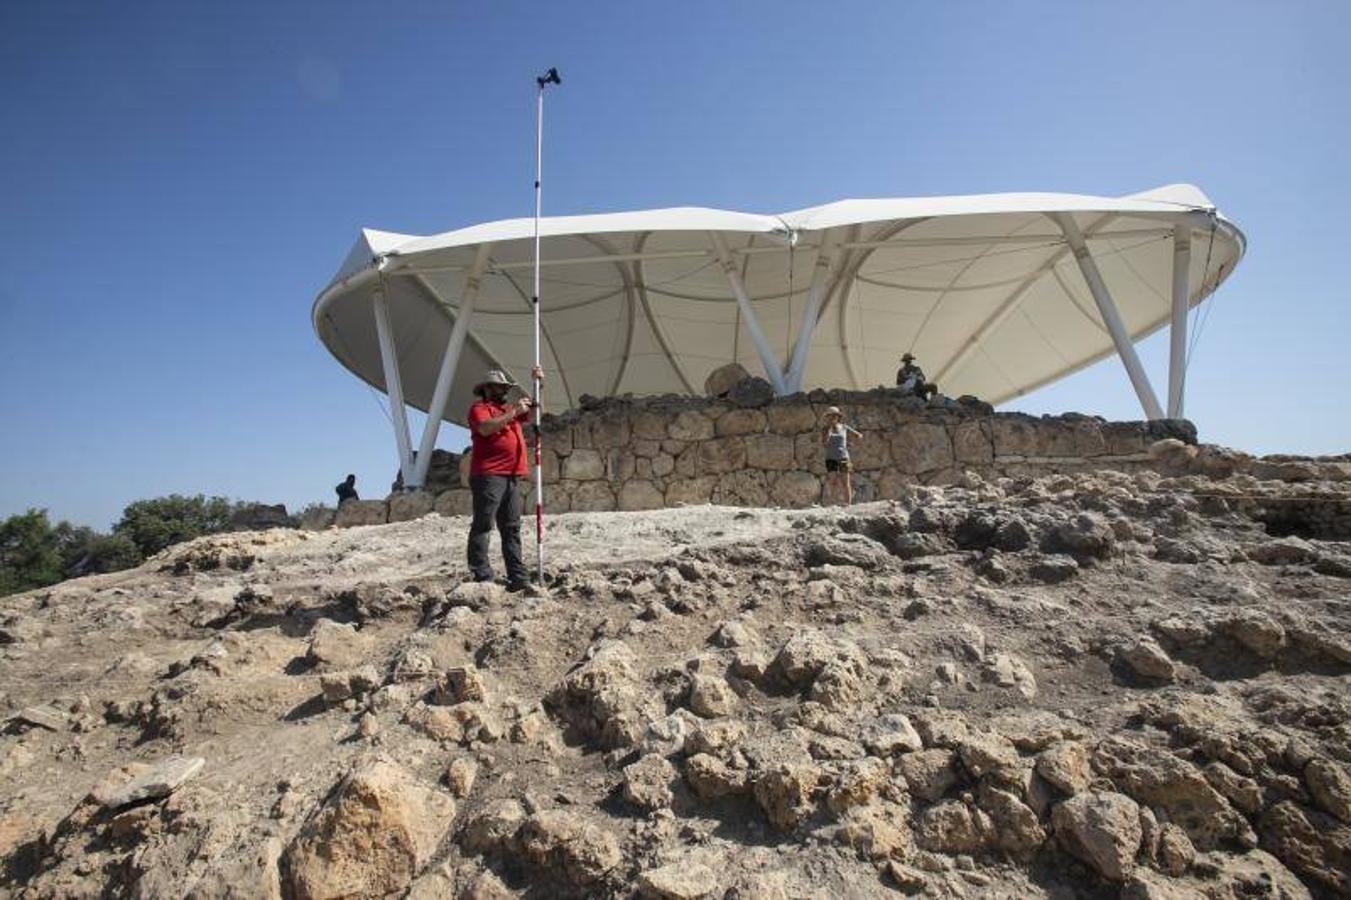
[335,381,1351,527]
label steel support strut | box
[710,231,788,394]
[1168,225,1191,419]
[372,282,416,483]
[407,243,493,489]
[1054,214,1165,420]
[784,232,839,393]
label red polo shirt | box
[468,400,529,476]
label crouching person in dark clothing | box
[466,367,541,592]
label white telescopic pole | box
[530,71,552,584]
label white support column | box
[1167,225,1191,419]
[783,233,839,393]
[1054,214,1165,421]
[407,243,492,489]
[372,283,416,484]
[710,231,788,394]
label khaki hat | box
[825,406,842,416]
[901,353,916,362]
[473,369,517,396]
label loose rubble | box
[0,462,1348,897]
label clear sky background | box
[2,1,1348,529]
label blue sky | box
[1,1,1348,529]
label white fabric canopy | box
[313,183,1244,429]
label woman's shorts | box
[825,458,852,473]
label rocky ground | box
[1,466,1349,899]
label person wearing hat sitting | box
[466,367,542,592]
[896,353,938,400]
[821,406,863,505]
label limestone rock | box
[563,448,605,481]
[1120,637,1178,682]
[826,757,889,814]
[981,652,1038,699]
[727,376,774,408]
[958,733,1020,781]
[769,471,821,507]
[915,799,994,854]
[1036,741,1090,795]
[863,713,923,756]
[619,479,665,511]
[1051,791,1142,882]
[461,798,527,854]
[753,763,820,831]
[1305,757,1351,824]
[685,753,747,800]
[306,619,369,668]
[1157,823,1195,876]
[1093,738,1251,850]
[897,749,959,802]
[446,757,477,798]
[688,674,737,718]
[93,756,205,810]
[638,861,718,899]
[704,362,751,397]
[333,499,388,527]
[283,759,455,900]
[387,490,435,522]
[516,810,622,887]
[1225,611,1286,658]
[669,410,714,441]
[623,754,677,811]
[890,424,954,475]
[1258,800,1351,895]
[436,666,487,705]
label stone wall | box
[328,385,1350,529]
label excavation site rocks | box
[1,466,1350,898]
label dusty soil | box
[1,467,1349,899]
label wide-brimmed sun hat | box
[825,406,842,417]
[901,352,916,362]
[473,369,517,396]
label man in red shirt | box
[466,367,540,591]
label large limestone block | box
[715,408,767,436]
[434,490,474,517]
[631,411,668,441]
[591,415,630,448]
[422,449,462,492]
[563,449,605,481]
[1051,791,1142,882]
[605,449,637,482]
[874,468,916,501]
[745,433,796,470]
[714,470,768,506]
[890,424,954,474]
[704,362,752,396]
[1102,421,1149,455]
[539,448,560,483]
[388,491,436,523]
[666,477,716,506]
[283,759,455,900]
[952,421,994,465]
[768,471,820,507]
[990,417,1041,457]
[670,410,714,441]
[767,402,819,434]
[849,433,889,470]
[571,482,616,511]
[334,500,388,528]
[697,436,747,474]
[619,480,665,511]
[1071,421,1108,457]
[794,433,827,474]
